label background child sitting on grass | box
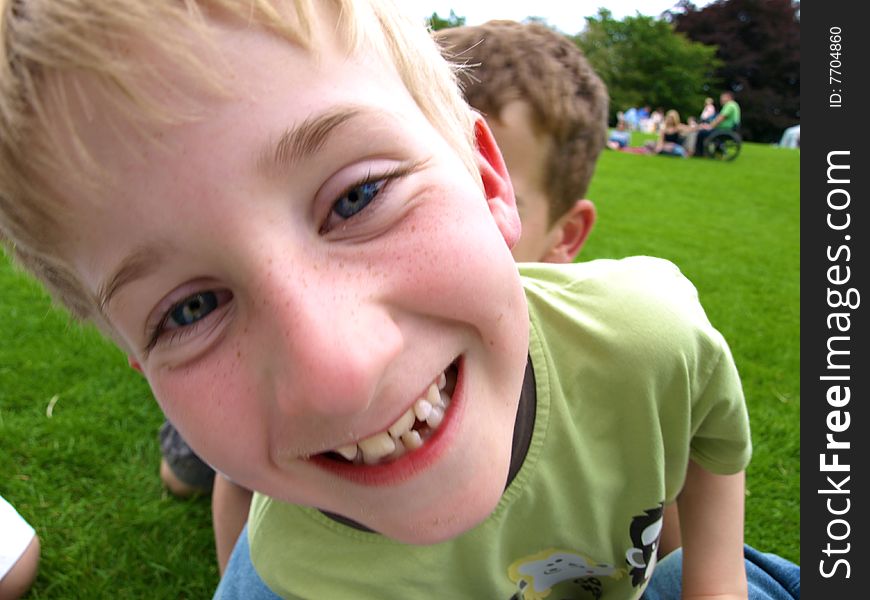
[437,18,706,559]
[0,1,790,598]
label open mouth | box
[316,359,459,467]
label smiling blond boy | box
[1,2,752,598]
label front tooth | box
[426,405,444,429]
[414,398,433,421]
[426,383,442,408]
[401,430,423,450]
[388,409,415,439]
[335,444,359,461]
[358,432,396,464]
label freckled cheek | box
[380,198,522,349]
[148,357,263,465]
[392,190,509,281]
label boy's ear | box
[540,200,597,264]
[474,118,521,248]
[128,356,143,373]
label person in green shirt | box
[694,91,741,156]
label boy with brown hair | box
[1,1,757,598]
[436,20,607,264]
[437,19,701,558]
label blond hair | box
[0,0,476,322]
[435,21,608,225]
[664,110,681,128]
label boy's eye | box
[320,161,425,234]
[332,179,385,220]
[144,288,232,353]
[167,292,219,329]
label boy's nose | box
[258,273,404,418]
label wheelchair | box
[702,128,742,161]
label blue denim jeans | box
[214,526,800,600]
[642,545,800,600]
[213,525,281,600]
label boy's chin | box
[361,429,516,545]
[372,474,508,545]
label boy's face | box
[488,101,594,263]
[57,14,529,544]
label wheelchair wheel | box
[704,130,741,161]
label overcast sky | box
[405,1,714,34]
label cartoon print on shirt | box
[625,504,664,587]
[508,548,624,599]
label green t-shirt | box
[717,100,741,130]
[248,257,752,599]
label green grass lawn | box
[1,141,799,597]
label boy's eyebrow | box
[99,106,384,312]
[259,104,376,172]
[98,242,172,313]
